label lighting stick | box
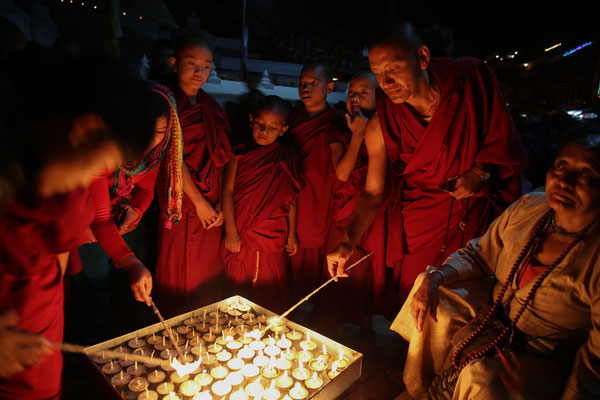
[261,252,374,335]
[58,342,164,366]
[149,297,184,358]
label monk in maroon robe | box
[314,72,387,329]
[221,96,303,313]
[327,21,528,314]
[154,35,231,316]
[288,63,370,303]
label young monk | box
[287,62,364,302]
[0,47,157,399]
[221,96,303,313]
[313,71,385,330]
[154,35,232,316]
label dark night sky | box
[167,0,596,61]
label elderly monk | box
[327,21,528,310]
[392,133,600,399]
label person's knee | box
[454,358,507,400]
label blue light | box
[562,41,592,57]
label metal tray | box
[84,295,362,399]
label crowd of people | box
[1,17,599,400]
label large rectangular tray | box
[84,295,362,399]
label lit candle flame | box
[311,372,318,381]
[299,360,304,372]
[339,348,343,362]
[170,357,201,376]
[322,344,327,354]
[226,335,233,342]
[332,360,338,374]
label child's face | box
[148,115,168,150]
[250,109,288,146]
[346,77,377,115]
[298,67,333,111]
[170,46,213,95]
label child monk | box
[221,96,303,312]
[154,35,232,316]
[288,62,365,302]
[314,71,387,331]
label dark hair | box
[367,20,423,54]
[253,95,291,123]
[301,62,333,83]
[150,90,170,120]
[173,34,213,58]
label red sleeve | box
[129,165,160,218]
[88,175,134,264]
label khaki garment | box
[391,192,600,400]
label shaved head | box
[301,62,333,83]
[350,70,378,85]
[253,95,291,122]
[174,34,213,58]
[367,20,424,55]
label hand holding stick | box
[262,252,374,336]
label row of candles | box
[93,300,352,399]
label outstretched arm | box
[327,112,387,279]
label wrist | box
[470,165,490,181]
[428,268,445,286]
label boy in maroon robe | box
[314,71,391,330]
[221,96,303,313]
[328,21,528,312]
[288,63,366,302]
[154,35,232,316]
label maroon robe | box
[221,142,302,313]
[377,57,528,310]
[287,105,346,301]
[154,87,231,316]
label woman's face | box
[148,115,168,150]
[546,143,600,221]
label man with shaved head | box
[327,20,528,311]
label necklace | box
[452,211,589,371]
[551,210,597,238]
